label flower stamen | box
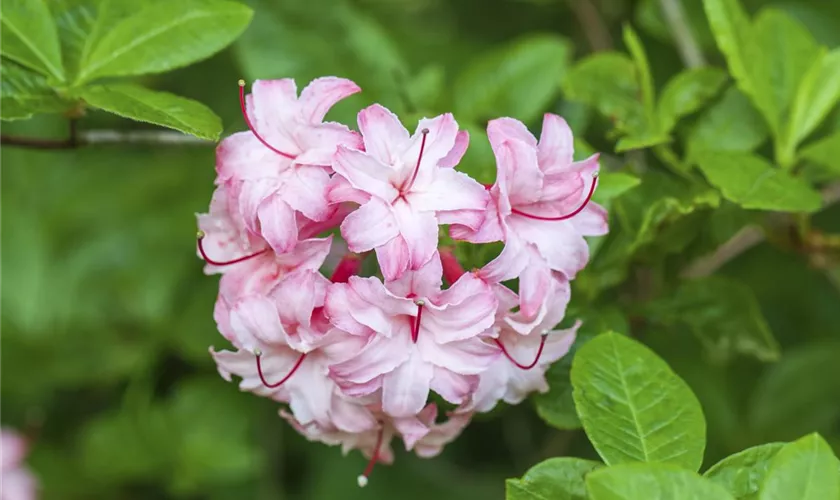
[403,128,430,193]
[238,80,296,160]
[357,427,385,487]
[197,231,269,266]
[411,299,425,343]
[254,348,307,388]
[494,333,548,370]
[510,172,598,221]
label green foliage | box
[704,443,784,498]
[571,333,706,471]
[506,458,602,500]
[758,434,840,500]
[76,84,223,140]
[644,276,779,362]
[586,463,735,500]
[0,0,65,81]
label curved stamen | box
[254,348,307,388]
[494,334,548,370]
[403,128,430,193]
[411,300,425,343]
[357,427,385,487]
[197,231,268,266]
[238,80,296,160]
[510,172,598,221]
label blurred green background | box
[3,0,840,498]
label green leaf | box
[76,0,253,84]
[1,60,73,120]
[749,342,840,442]
[454,33,570,122]
[801,131,840,176]
[785,49,840,161]
[686,86,769,162]
[535,309,629,430]
[751,9,820,138]
[586,463,735,500]
[51,0,137,81]
[563,53,645,134]
[703,0,774,132]
[657,68,728,134]
[506,457,602,500]
[0,0,65,81]
[571,332,706,470]
[644,276,780,363]
[704,443,785,499]
[758,434,840,500]
[693,151,822,213]
[76,84,222,140]
[622,25,655,118]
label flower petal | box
[495,139,543,206]
[438,129,470,168]
[517,258,552,320]
[375,236,410,281]
[382,349,433,417]
[408,168,488,214]
[229,295,286,349]
[399,113,459,190]
[487,117,538,151]
[329,332,412,385]
[299,77,361,123]
[258,194,299,254]
[537,113,574,171]
[281,165,332,221]
[418,336,499,375]
[216,132,285,182]
[340,198,400,253]
[479,237,530,283]
[358,104,410,165]
[392,200,439,272]
[385,251,443,299]
[430,368,478,405]
[332,146,399,201]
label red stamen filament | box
[494,334,548,370]
[197,231,268,266]
[358,427,385,487]
[403,128,430,193]
[254,349,307,388]
[510,173,599,221]
[410,300,425,343]
[238,80,296,160]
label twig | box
[681,182,840,278]
[658,0,706,68]
[567,0,613,52]
[1,129,213,149]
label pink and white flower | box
[451,114,608,318]
[330,105,487,280]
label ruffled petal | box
[332,146,399,201]
[382,349,433,417]
[537,113,574,171]
[340,198,400,253]
[257,194,299,254]
[357,104,410,165]
[299,77,361,123]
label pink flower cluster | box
[1,429,37,500]
[198,78,607,486]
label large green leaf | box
[644,277,779,363]
[748,342,840,442]
[454,34,570,122]
[76,84,222,140]
[693,151,822,213]
[785,49,840,161]
[51,0,137,81]
[76,0,253,84]
[751,8,820,140]
[506,457,602,500]
[703,0,774,133]
[758,434,840,500]
[571,332,706,470]
[1,59,73,120]
[585,463,735,500]
[657,68,728,134]
[0,0,65,81]
[535,309,629,430]
[686,86,769,162]
[704,443,785,500]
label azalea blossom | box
[325,254,499,417]
[451,114,608,318]
[330,104,487,280]
[1,429,36,500]
[200,77,604,486]
[216,77,362,254]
